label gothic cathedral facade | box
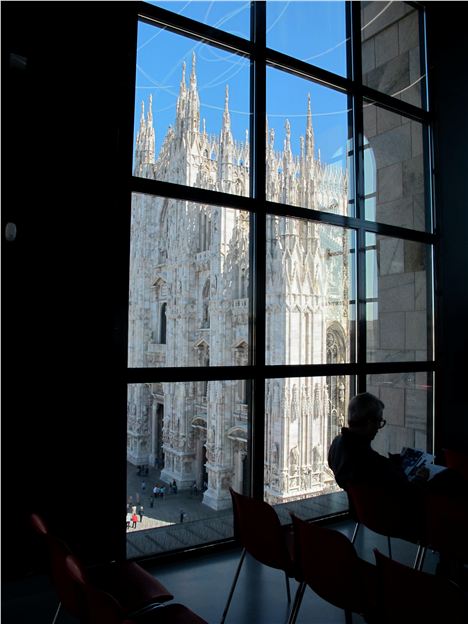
[128,55,349,510]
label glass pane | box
[266,218,356,365]
[128,194,250,367]
[267,67,352,215]
[134,22,250,195]
[267,1,347,77]
[126,380,250,557]
[361,2,426,108]
[366,233,432,362]
[147,1,250,39]
[264,376,355,516]
[366,372,433,455]
[363,103,429,231]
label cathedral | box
[127,54,350,510]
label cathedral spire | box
[176,61,187,133]
[190,51,197,89]
[306,93,314,160]
[218,84,234,191]
[222,84,231,133]
[186,53,200,134]
[134,96,155,176]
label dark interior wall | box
[426,3,468,451]
[2,1,467,581]
[2,2,134,579]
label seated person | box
[328,392,416,491]
[328,392,468,543]
[328,392,427,537]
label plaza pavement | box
[125,461,348,559]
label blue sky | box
[135,1,349,168]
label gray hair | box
[348,392,384,426]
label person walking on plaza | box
[138,505,144,523]
[131,512,138,529]
[126,511,131,530]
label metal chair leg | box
[287,581,306,624]
[414,544,427,570]
[220,548,246,624]
[351,522,360,544]
[51,602,62,624]
[344,607,353,624]
[284,572,291,603]
[387,536,392,559]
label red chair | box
[64,554,208,624]
[31,512,173,623]
[220,488,296,624]
[288,514,378,624]
[374,548,468,624]
[420,493,468,585]
[347,483,426,567]
[443,448,468,481]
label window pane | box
[267,1,348,77]
[266,218,355,365]
[363,103,429,231]
[134,22,250,195]
[366,233,432,362]
[267,67,352,215]
[127,380,250,557]
[366,372,433,454]
[361,2,426,109]
[264,376,355,514]
[128,194,250,367]
[147,1,250,39]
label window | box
[126,1,434,559]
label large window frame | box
[124,0,435,548]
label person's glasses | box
[377,419,387,429]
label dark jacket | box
[328,427,410,492]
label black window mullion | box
[350,2,367,394]
[250,0,266,501]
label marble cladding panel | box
[379,273,415,313]
[379,311,406,350]
[405,310,427,352]
[361,1,412,42]
[398,10,420,55]
[405,387,428,431]
[404,240,426,273]
[378,163,403,204]
[364,53,409,98]
[372,123,412,169]
[375,196,414,229]
[374,23,399,67]
[403,155,424,198]
[380,385,406,427]
[378,237,404,275]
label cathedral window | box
[159,303,167,344]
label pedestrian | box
[131,512,138,529]
[141,481,146,493]
[180,510,185,523]
[126,512,131,530]
[138,505,144,522]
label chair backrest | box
[291,514,377,615]
[443,448,468,481]
[374,548,468,624]
[425,493,468,562]
[65,554,129,624]
[31,511,89,618]
[347,483,422,542]
[229,488,293,574]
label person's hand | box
[414,466,430,481]
[388,452,403,466]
